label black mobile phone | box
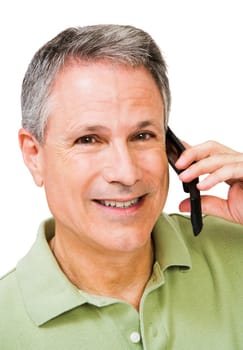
[166,127,203,235]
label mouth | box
[94,196,144,209]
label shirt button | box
[130,331,141,343]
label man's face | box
[37,62,169,253]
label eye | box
[75,135,98,144]
[133,132,156,141]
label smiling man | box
[1,25,243,349]
[22,61,168,309]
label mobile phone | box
[166,127,203,235]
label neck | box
[50,234,154,310]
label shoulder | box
[0,268,18,297]
[164,213,243,263]
[0,268,23,310]
[0,268,24,333]
[158,213,243,257]
[164,213,243,239]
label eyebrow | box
[72,119,163,137]
[80,125,108,132]
[136,120,161,129]
[76,119,163,133]
[134,119,164,133]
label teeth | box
[100,198,139,208]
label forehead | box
[52,60,162,98]
[47,61,164,131]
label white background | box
[0,0,242,275]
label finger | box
[178,154,242,183]
[179,195,232,222]
[197,162,243,190]
[175,141,236,170]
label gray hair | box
[21,24,171,143]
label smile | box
[96,197,142,209]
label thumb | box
[179,195,232,222]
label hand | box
[175,141,243,225]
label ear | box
[18,128,44,187]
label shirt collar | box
[16,214,191,326]
[16,219,86,326]
[152,213,192,272]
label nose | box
[102,142,142,186]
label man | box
[1,24,243,349]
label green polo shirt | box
[1,213,243,349]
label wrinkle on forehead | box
[45,61,165,138]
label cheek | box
[142,150,169,208]
[44,150,98,181]
[140,149,168,180]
